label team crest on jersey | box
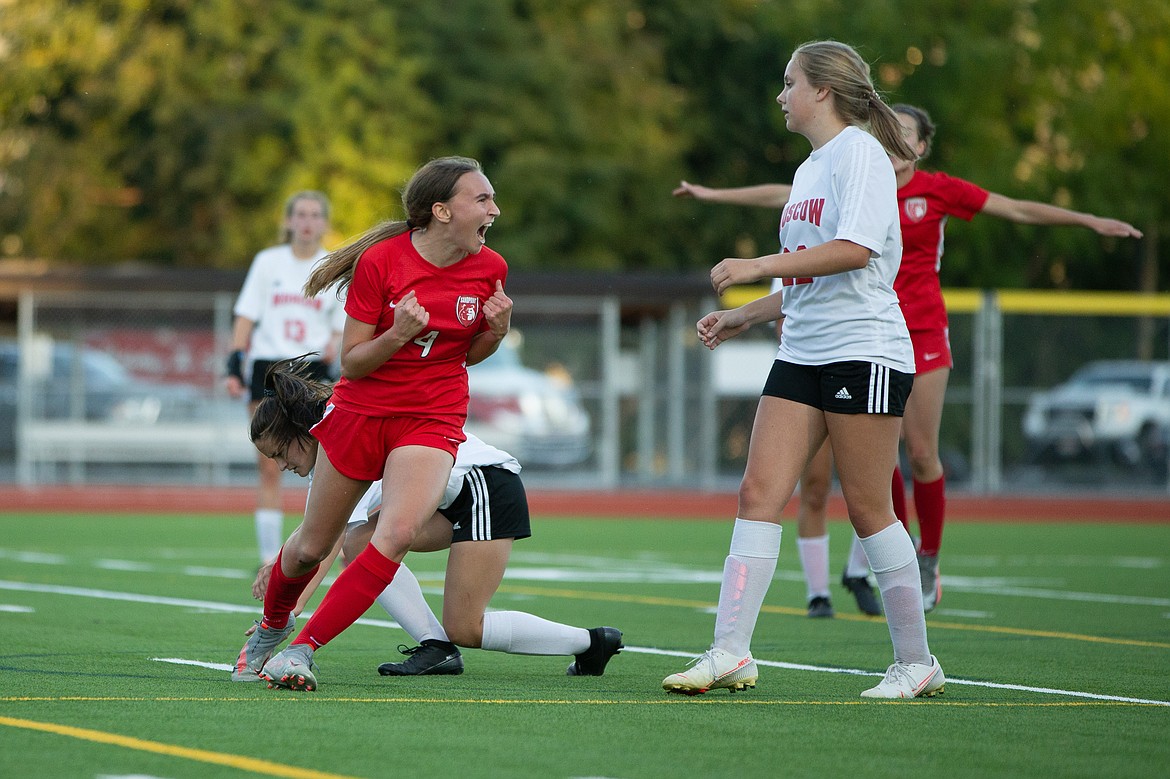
[456,295,480,327]
[904,197,928,223]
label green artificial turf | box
[0,511,1166,778]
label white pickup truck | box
[1022,360,1170,469]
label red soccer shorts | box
[909,327,953,375]
[310,404,463,481]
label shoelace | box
[398,644,421,656]
[882,662,917,688]
[682,650,719,674]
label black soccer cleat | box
[566,626,624,676]
[841,573,883,616]
[806,595,835,618]
[377,640,464,676]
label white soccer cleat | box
[231,616,295,682]
[260,643,318,691]
[662,647,758,695]
[860,655,945,699]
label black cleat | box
[377,640,464,676]
[841,573,883,616]
[566,627,623,676]
[806,595,835,618]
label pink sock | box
[891,466,910,532]
[262,549,319,630]
[293,544,400,650]
[914,475,946,556]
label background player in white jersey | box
[663,40,944,699]
[234,356,623,681]
[224,191,347,568]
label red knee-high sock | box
[263,549,320,630]
[891,466,910,532]
[913,474,946,556]
[293,543,400,651]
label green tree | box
[0,0,1166,291]
[652,0,1169,291]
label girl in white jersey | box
[232,357,623,683]
[663,40,944,700]
[224,191,347,568]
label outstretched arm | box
[673,181,792,209]
[980,193,1143,238]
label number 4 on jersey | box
[414,330,439,357]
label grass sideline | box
[0,511,1167,778]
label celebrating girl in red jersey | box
[233,156,513,691]
[675,104,1142,614]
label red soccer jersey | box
[330,231,508,423]
[895,169,989,331]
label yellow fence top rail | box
[720,286,1170,317]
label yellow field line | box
[0,715,362,779]
[494,584,1170,649]
[1,698,1162,709]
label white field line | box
[3,578,1161,707]
[147,648,1170,707]
[153,658,232,671]
[627,647,1170,706]
[0,580,400,630]
[2,547,1167,608]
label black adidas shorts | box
[761,359,912,416]
[441,465,532,543]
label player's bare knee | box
[443,619,483,649]
[282,543,328,570]
[738,473,785,517]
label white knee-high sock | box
[796,534,831,600]
[860,522,931,665]
[480,611,590,655]
[255,509,283,563]
[712,519,782,657]
[372,563,448,644]
[845,532,872,578]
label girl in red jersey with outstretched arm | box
[232,156,513,691]
[884,104,1141,610]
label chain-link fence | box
[4,288,1168,493]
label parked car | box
[466,338,592,468]
[1022,360,1170,469]
[0,338,211,454]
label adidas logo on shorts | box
[835,387,852,400]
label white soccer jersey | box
[346,432,521,526]
[773,126,914,373]
[233,244,347,362]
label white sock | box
[845,532,872,578]
[255,509,283,563]
[796,534,831,600]
[859,522,931,665]
[712,518,782,657]
[373,563,448,644]
[480,611,591,655]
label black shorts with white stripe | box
[761,359,912,416]
[440,465,532,543]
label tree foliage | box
[0,0,1166,289]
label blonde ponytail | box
[793,40,918,162]
[303,220,408,298]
